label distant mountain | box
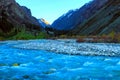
[38,18,50,28]
[0,0,42,38]
[52,0,108,31]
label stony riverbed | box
[13,39,120,56]
[0,39,120,80]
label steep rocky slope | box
[52,0,120,36]
[0,0,42,38]
[52,0,108,31]
[70,0,120,35]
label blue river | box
[0,40,120,80]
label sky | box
[16,0,92,24]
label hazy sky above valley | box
[16,0,92,24]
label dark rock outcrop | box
[0,0,41,37]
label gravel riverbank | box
[13,39,120,57]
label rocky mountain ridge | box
[0,0,42,38]
[70,0,120,35]
[51,0,120,36]
[52,0,108,31]
[38,18,50,28]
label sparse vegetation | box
[0,36,5,41]
[11,30,35,40]
[76,33,120,43]
[0,27,48,40]
[10,29,48,40]
[59,35,67,38]
[55,33,120,43]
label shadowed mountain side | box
[70,0,120,35]
[52,0,108,31]
[0,0,42,38]
[51,0,120,36]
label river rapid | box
[0,39,120,80]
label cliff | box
[0,0,42,38]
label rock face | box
[71,0,120,35]
[52,0,108,31]
[0,0,41,37]
[52,0,120,35]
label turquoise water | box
[0,40,120,80]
